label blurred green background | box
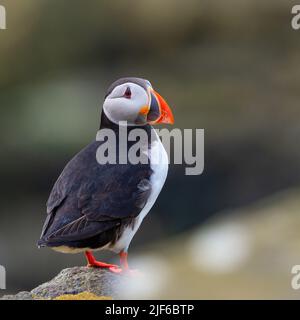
[1,0,300,299]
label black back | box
[38,113,153,250]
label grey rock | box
[1,291,34,300]
[1,266,124,300]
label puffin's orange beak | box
[147,89,174,125]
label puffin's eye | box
[124,87,131,99]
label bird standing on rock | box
[38,77,174,274]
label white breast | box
[111,129,168,253]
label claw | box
[110,267,142,276]
[108,266,123,273]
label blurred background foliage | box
[1,0,300,298]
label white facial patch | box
[103,82,149,125]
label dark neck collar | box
[100,111,153,136]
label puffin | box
[37,77,174,273]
